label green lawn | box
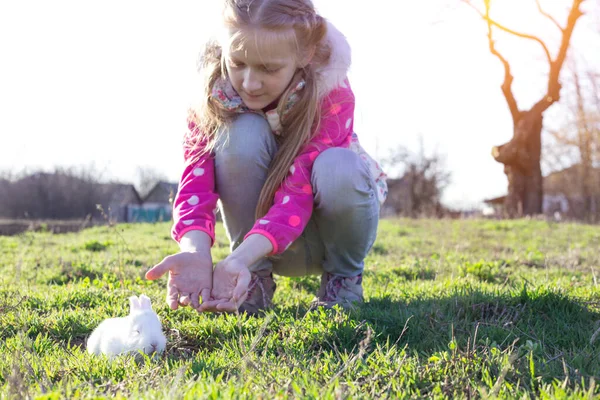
[1,218,599,399]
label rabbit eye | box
[133,330,140,336]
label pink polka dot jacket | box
[171,22,387,255]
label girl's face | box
[225,28,299,111]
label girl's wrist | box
[179,230,212,255]
[229,234,273,265]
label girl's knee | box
[312,148,374,209]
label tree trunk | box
[492,109,544,216]
[469,0,586,218]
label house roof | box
[157,181,179,194]
[143,181,179,202]
[544,164,600,196]
[483,195,506,205]
[98,183,142,205]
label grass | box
[1,218,599,398]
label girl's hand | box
[145,251,213,310]
[197,257,251,313]
[197,233,272,313]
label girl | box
[146,0,387,314]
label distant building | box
[127,181,178,223]
[97,183,142,222]
[143,181,179,205]
[484,164,600,219]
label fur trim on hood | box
[316,21,352,98]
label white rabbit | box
[86,294,167,357]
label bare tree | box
[545,63,600,220]
[382,138,451,217]
[0,171,13,218]
[0,165,113,220]
[465,0,586,216]
[135,166,167,199]
[572,67,598,217]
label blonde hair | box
[187,0,331,219]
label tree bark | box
[493,109,543,216]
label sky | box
[1,0,598,209]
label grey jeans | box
[214,113,379,278]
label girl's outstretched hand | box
[145,251,213,310]
[197,257,251,313]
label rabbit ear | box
[129,295,141,311]
[138,294,152,310]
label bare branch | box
[542,130,575,172]
[535,0,565,32]
[547,128,578,147]
[464,0,521,124]
[534,0,585,113]
[587,70,600,115]
[466,0,553,65]
[487,18,552,65]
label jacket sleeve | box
[171,116,219,246]
[243,84,356,255]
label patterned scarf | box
[211,77,305,135]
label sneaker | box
[238,272,276,315]
[311,272,364,309]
